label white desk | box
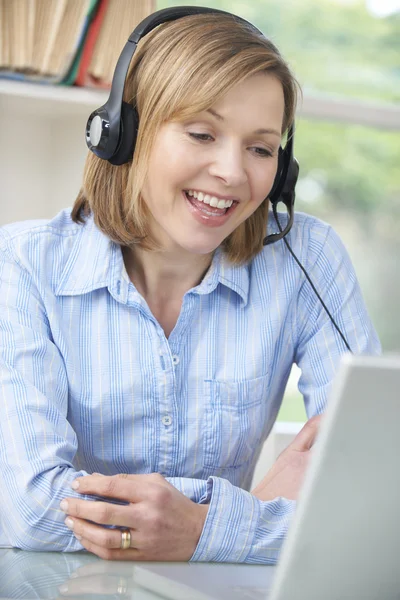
[0,549,277,599]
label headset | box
[85,5,352,353]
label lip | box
[184,188,240,203]
[183,191,238,228]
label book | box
[0,0,156,87]
[74,0,109,88]
[76,0,155,88]
[0,0,99,84]
[62,0,101,85]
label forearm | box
[0,464,93,551]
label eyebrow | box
[206,108,281,138]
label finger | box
[78,534,144,562]
[71,473,163,502]
[289,414,323,452]
[65,515,139,550]
[61,497,139,527]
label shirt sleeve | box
[0,238,93,551]
[294,221,381,416]
[188,477,294,563]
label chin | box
[178,236,222,256]
[182,243,219,256]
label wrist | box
[192,503,208,545]
[197,503,209,531]
[251,473,274,501]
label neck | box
[122,245,213,301]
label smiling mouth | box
[183,190,238,216]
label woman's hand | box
[251,414,323,501]
[61,473,208,561]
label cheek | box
[250,164,277,205]
[148,150,195,195]
[151,133,197,173]
[169,149,201,176]
[255,159,278,196]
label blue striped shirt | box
[0,208,380,562]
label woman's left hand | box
[60,473,208,561]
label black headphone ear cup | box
[282,156,299,198]
[108,102,139,166]
[269,146,284,204]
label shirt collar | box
[195,247,250,306]
[55,215,250,306]
[55,214,129,302]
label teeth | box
[187,190,234,209]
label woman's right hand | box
[251,414,323,502]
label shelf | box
[1,77,399,128]
[0,79,109,118]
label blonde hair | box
[72,12,300,264]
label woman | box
[0,7,380,563]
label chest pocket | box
[203,374,269,470]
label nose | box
[208,141,248,188]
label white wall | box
[0,82,94,224]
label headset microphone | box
[85,5,352,354]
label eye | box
[187,132,275,157]
[251,147,274,158]
[188,132,214,142]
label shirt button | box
[172,355,180,365]
[162,416,172,426]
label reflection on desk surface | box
[0,549,276,600]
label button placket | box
[156,336,177,474]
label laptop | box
[133,354,400,600]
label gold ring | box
[120,529,131,550]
